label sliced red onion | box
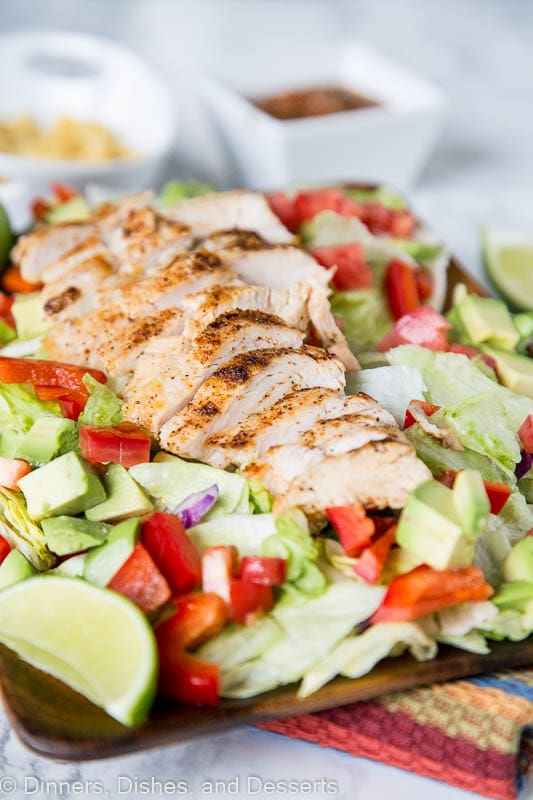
[516,450,533,480]
[172,485,219,528]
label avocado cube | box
[85,464,153,523]
[452,469,490,539]
[41,516,110,556]
[0,549,35,590]
[11,291,49,340]
[84,518,141,586]
[481,346,533,399]
[456,295,519,350]
[396,480,473,570]
[17,417,78,466]
[18,452,106,521]
[493,580,533,612]
[504,536,533,582]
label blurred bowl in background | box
[197,44,446,190]
[0,31,176,197]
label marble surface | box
[1,1,533,798]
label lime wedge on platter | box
[0,576,157,726]
[483,227,533,311]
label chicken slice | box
[164,190,294,244]
[159,346,346,461]
[40,253,117,324]
[43,307,133,366]
[109,206,193,276]
[12,222,96,282]
[246,440,431,529]
[205,389,382,468]
[123,310,306,435]
[41,234,111,283]
[299,411,404,455]
[203,228,329,290]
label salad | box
[0,182,530,729]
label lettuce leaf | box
[343,186,407,210]
[78,374,123,427]
[329,289,392,353]
[196,617,283,673]
[188,513,276,556]
[261,509,326,597]
[347,365,426,425]
[474,494,533,588]
[0,382,61,458]
[160,181,214,207]
[0,487,55,570]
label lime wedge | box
[0,203,13,267]
[0,576,157,725]
[483,228,533,311]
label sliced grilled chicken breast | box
[159,346,346,461]
[164,190,294,244]
[12,222,96,282]
[43,307,133,366]
[300,411,404,455]
[40,254,117,324]
[110,207,193,276]
[246,440,431,527]
[123,310,306,435]
[40,234,111,284]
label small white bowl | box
[198,44,446,190]
[0,31,176,197]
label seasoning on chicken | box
[12,221,95,283]
[40,253,118,324]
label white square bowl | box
[197,44,446,190]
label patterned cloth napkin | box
[258,667,533,800]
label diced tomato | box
[79,424,151,467]
[293,189,361,224]
[359,202,392,235]
[384,259,421,320]
[0,456,31,490]
[158,648,219,705]
[519,415,533,454]
[448,343,497,371]
[229,579,274,624]
[0,533,11,565]
[371,564,493,623]
[155,592,228,651]
[0,357,106,391]
[240,556,287,586]
[1,266,42,295]
[484,481,511,515]
[415,267,434,301]
[388,209,417,238]
[376,305,451,352]
[107,542,171,614]
[201,545,239,604]
[354,524,397,584]
[266,192,299,233]
[31,197,51,221]
[142,512,202,595]
[35,386,88,420]
[312,243,373,291]
[404,400,441,430]
[58,395,85,421]
[0,292,15,327]
[326,505,375,557]
[51,182,78,203]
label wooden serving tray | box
[1,236,526,762]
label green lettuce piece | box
[478,609,533,641]
[348,365,426,426]
[518,471,533,503]
[261,509,326,597]
[0,487,55,570]
[474,494,533,588]
[188,513,276,556]
[130,454,249,519]
[343,186,406,210]
[299,621,436,698]
[78,374,123,427]
[219,581,385,698]
[330,289,392,353]
[247,478,273,513]
[45,196,90,224]
[386,238,442,261]
[160,181,214,207]
[437,631,490,653]
[196,617,283,672]
[0,319,16,345]
[0,382,61,458]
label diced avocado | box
[84,518,140,586]
[503,536,533,582]
[481,346,533,398]
[452,470,490,539]
[51,552,88,577]
[41,516,110,556]
[455,295,519,350]
[85,464,153,523]
[11,292,49,340]
[0,549,35,590]
[493,580,533,612]
[396,480,473,569]
[514,312,533,340]
[17,416,78,466]
[18,451,106,520]
[45,196,90,224]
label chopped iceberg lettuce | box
[188,513,276,556]
[347,365,426,425]
[247,478,273,513]
[0,487,55,570]
[0,382,61,458]
[330,289,392,353]
[78,375,123,427]
[261,509,326,597]
[474,494,533,588]
[196,617,283,673]
[160,181,214,207]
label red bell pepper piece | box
[293,189,361,224]
[156,592,228,652]
[51,182,78,203]
[266,192,300,233]
[377,306,451,352]
[229,579,274,624]
[58,395,85,421]
[30,197,51,222]
[359,202,392,234]
[0,534,11,566]
[371,564,493,623]
[312,243,373,291]
[35,385,88,420]
[519,415,533,454]
[79,424,151,467]
[0,456,31,490]
[201,545,239,604]
[0,357,106,391]
[404,400,441,430]
[107,542,171,614]
[326,505,375,557]
[240,556,287,586]
[158,649,219,705]
[484,481,511,515]
[384,259,421,320]
[414,267,434,301]
[354,523,397,584]
[142,512,202,595]
[0,292,15,327]
[1,266,43,295]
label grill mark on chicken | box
[43,286,81,315]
